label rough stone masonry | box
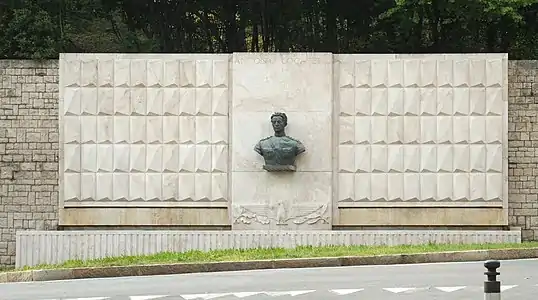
[508,60,538,241]
[0,60,59,266]
[0,59,537,266]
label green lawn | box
[10,241,537,271]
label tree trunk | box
[223,0,238,52]
[252,23,259,51]
[325,0,337,52]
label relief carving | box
[233,202,329,226]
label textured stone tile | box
[58,54,231,207]
[335,54,509,205]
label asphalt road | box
[1,259,537,300]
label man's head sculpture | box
[254,112,305,172]
[270,112,287,135]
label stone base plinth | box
[16,229,521,268]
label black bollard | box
[484,260,501,300]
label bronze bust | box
[254,112,305,171]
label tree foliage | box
[0,0,537,59]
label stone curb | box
[1,247,537,283]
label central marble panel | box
[231,53,333,230]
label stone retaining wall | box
[0,60,59,265]
[507,60,538,241]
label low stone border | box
[1,247,537,283]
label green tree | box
[0,2,59,59]
[0,0,537,59]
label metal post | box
[484,260,501,300]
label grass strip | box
[8,241,536,272]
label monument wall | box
[55,53,508,228]
[3,55,538,266]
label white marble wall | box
[231,53,333,230]
[59,54,230,207]
[58,53,508,228]
[335,54,507,207]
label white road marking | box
[65,298,110,300]
[501,285,518,291]
[383,287,417,293]
[264,290,316,296]
[129,296,169,300]
[232,292,262,298]
[329,288,364,295]
[435,286,466,292]
[181,293,231,299]
[35,284,534,300]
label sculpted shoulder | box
[254,136,271,154]
[259,136,273,142]
[285,136,306,153]
[256,136,272,147]
[284,136,302,144]
[261,136,302,144]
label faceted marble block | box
[336,54,507,205]
[59,54,231,205]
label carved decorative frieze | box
[233,203,330,226]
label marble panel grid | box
[335,54,508,207]
[59,54,231,207]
